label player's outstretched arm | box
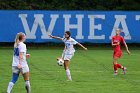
[123,41,131,55]
[48,35,62,40]
[77,43,87,50]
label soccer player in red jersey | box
[112,29,130,75]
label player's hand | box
[127,50,131,55]
[48,35,53,38]
[17,64,22,69]
[117,42,120,45]
[84,48,88,51]
[26,54,30,58]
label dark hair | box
[65,31,71,39]
[19,35,23,41]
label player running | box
[112,29,130,75]
[7,32,31,93]
[49,31,87,81]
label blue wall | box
[0,11,140,43]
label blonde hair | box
[14,32,25,47]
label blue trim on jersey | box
[11,73,19,84]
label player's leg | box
[23,73,31,93]
[62,51,73,81]
[113,57,119,75]
[64,60,72,81]
[113,57,127,75]
[116,63,127,74]
[22,66,31,93]
[7,67,20,93]
[115,52,127,74]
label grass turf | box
[0,47,140,93]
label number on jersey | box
[14,48,19,56]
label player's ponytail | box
[14,32,25,47]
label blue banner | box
[0,10,140,43]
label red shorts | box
[113,51,122,58]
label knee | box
[64,66,69,70]
[64,61,69,70]
[23,73,30,81]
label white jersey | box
[62,37,78,54]
[12,42,27,67]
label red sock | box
[117,64,124,70]
[114,64,118,73]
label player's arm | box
[48,35,62,40]
[112,41,120,46]
[123,40,130,54]
[77,43,87,50]
[111,37,119,46]
[112,37,116,46]
[17,52,24,69]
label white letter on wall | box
[19,14,59,39]
[88,15,105,39]
[110,15,131,40]
[63,14,84,39]
[136,15,140,20]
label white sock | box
[7,82,14,93]
[25,81,31,93]
[66,69,72,80]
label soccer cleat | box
[123,67,127,75]
[113,72,118,76]
[67,78,72,81]
[67,77,72,81]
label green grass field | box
[0,47,140,93]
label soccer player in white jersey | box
[7,32,31,93]
[49,31,87,81]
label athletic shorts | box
[113,51,122,58]
[12,65,29,74]
[62,51,74,61]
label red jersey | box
[112,35,125,52]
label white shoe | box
[113,72,118,76]
[123,67,127,75]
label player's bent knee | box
[23,73,30,81]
